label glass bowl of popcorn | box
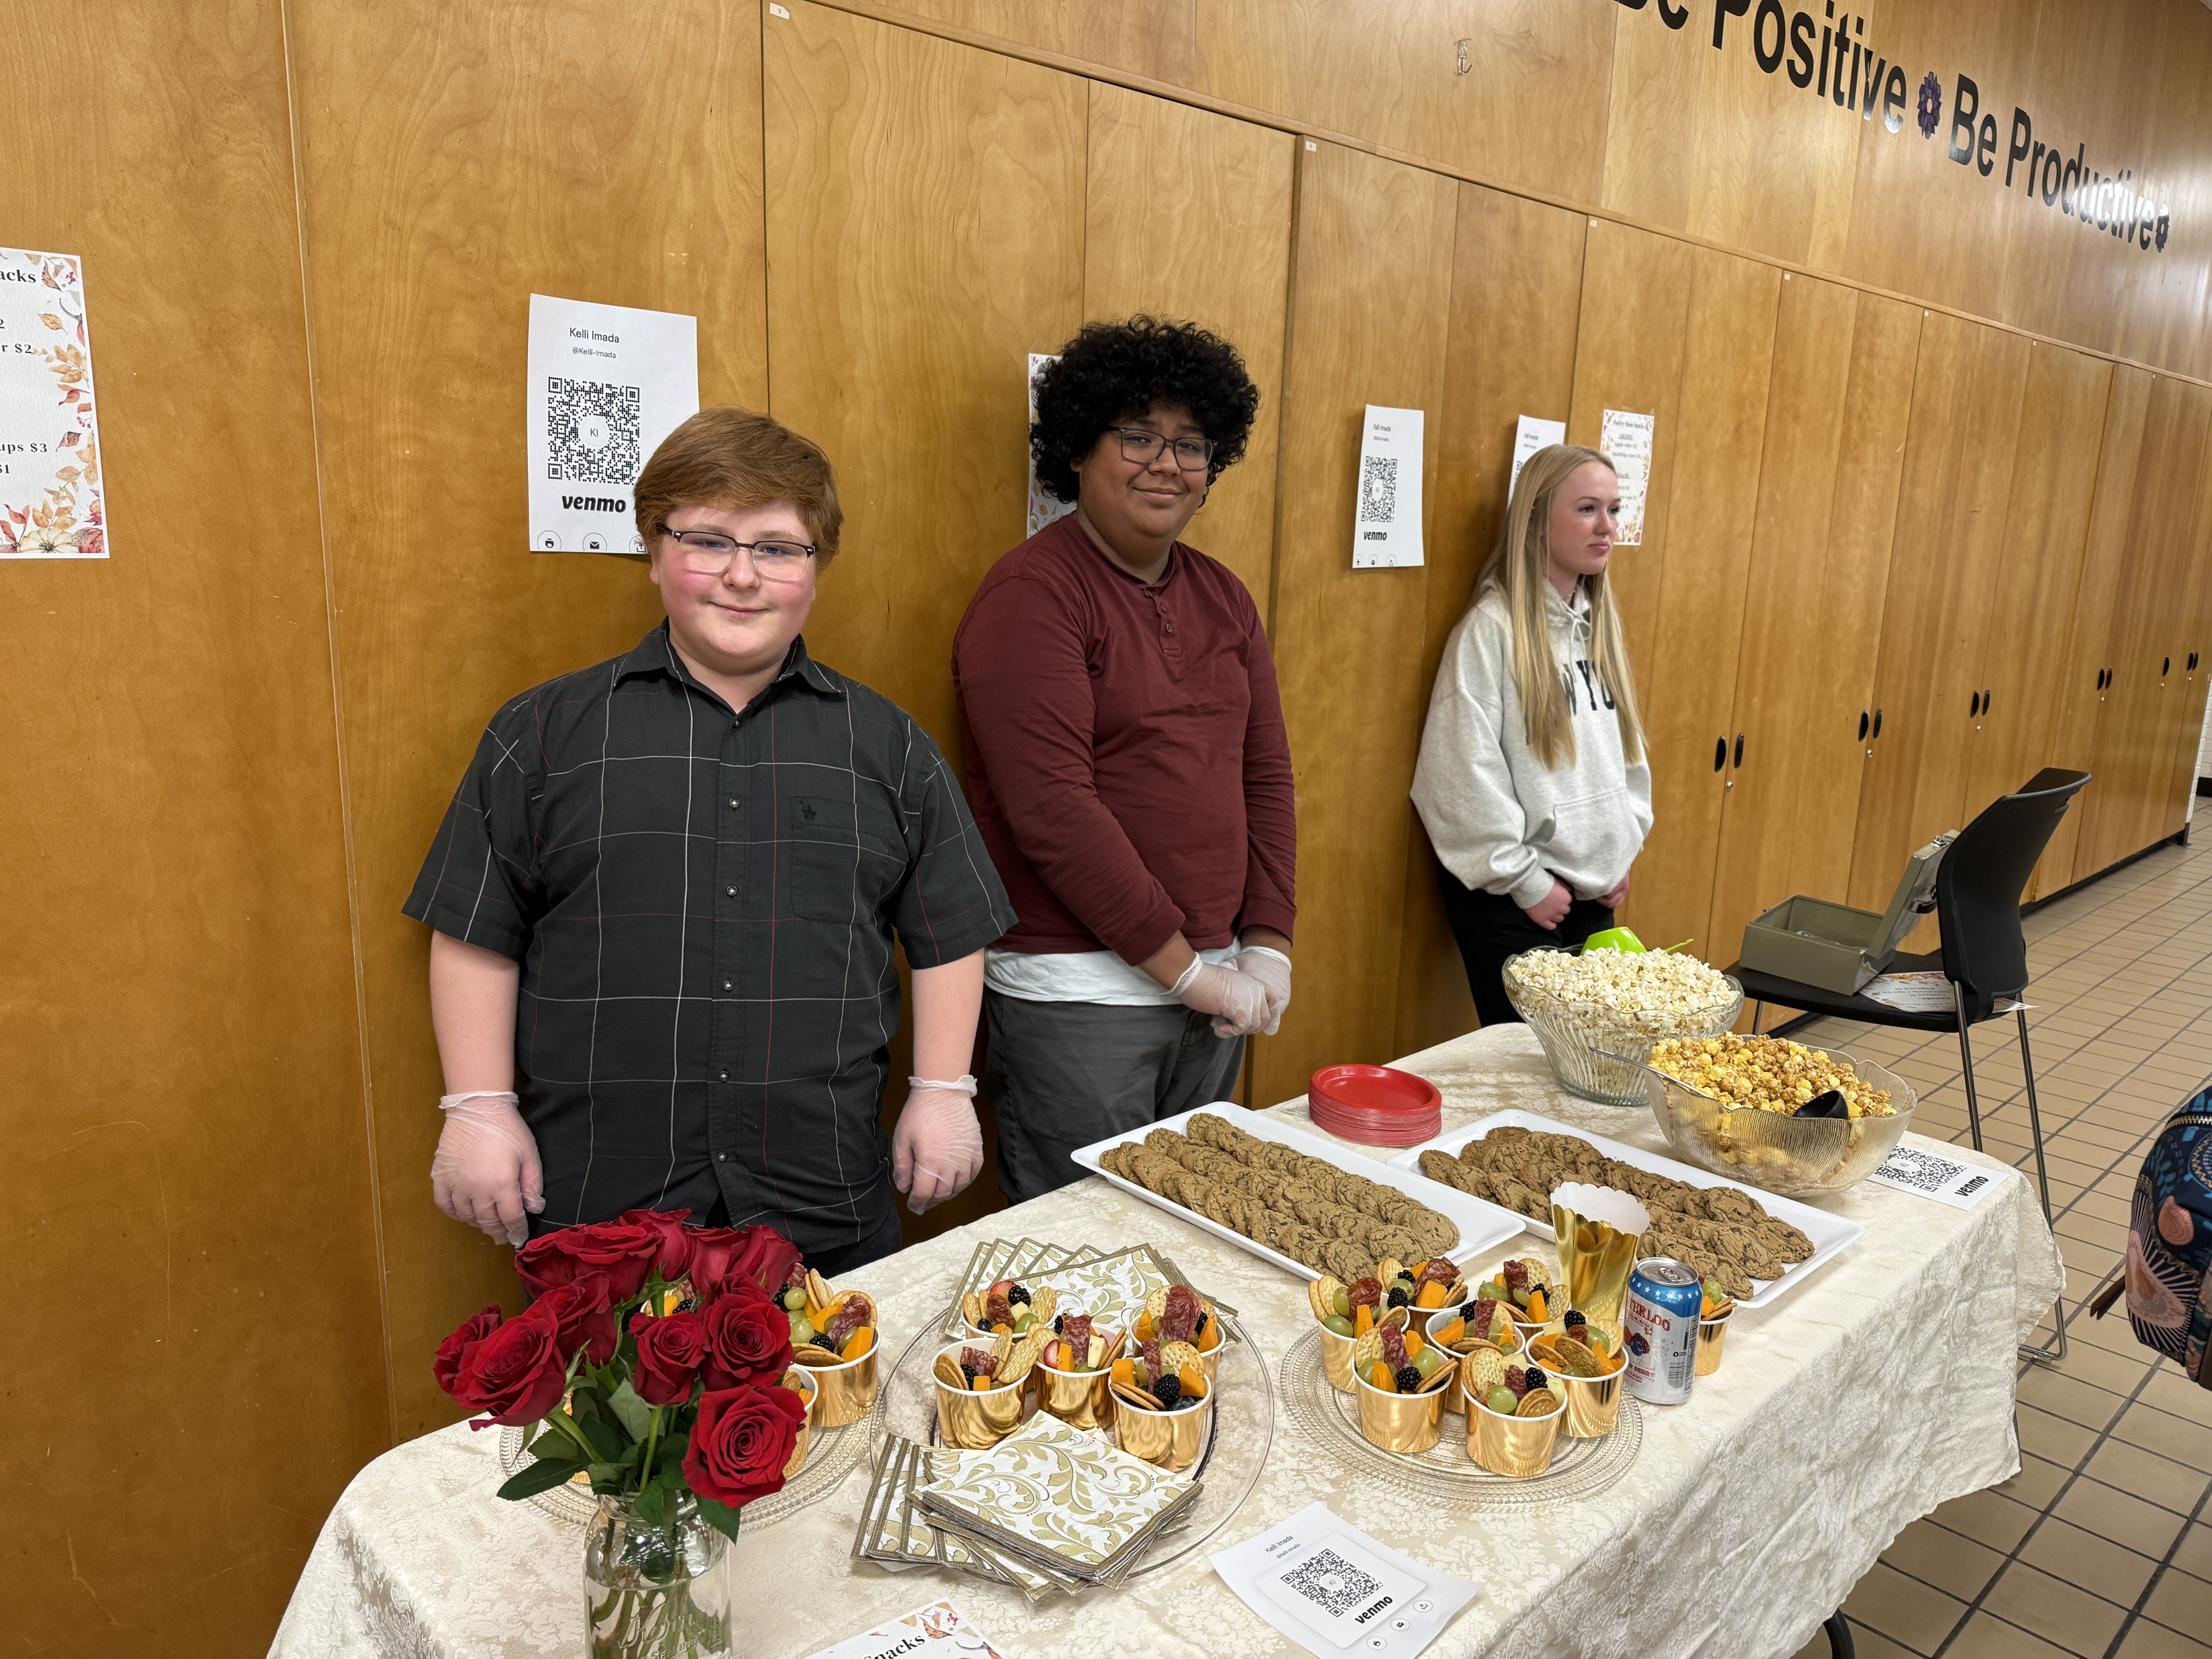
[1643,1035,1916,1197]
[1500,948,1744,1107]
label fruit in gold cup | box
[1032,1313,1119,1431]
[931,1341,1027,1450]
[1107,1338,1211,1472]
[1467,1359,1565,1476]
[1695,1280,1736,1377]
[1349,1319,1458,1452]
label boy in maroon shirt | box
[953,317,1298,1201]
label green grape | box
[1331,1287,1351,1319]
[1413,1347,1443,1377]
[782,1288,807,1313]
[1485,1386,1519,1415]
[790,1317,818,1348]
[1323,1314,1355,1337]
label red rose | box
[432,1304,503,1399]
[699,1282,792,1390]
[683,1382,806,1508]
[515,1221,663,1303]
[686,1224,801,1303]
[617,1207,695,1281]
[535,1273,620,1367]
[631,1309,710,1406]
[451,1305,570,1428]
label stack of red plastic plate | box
[1307,1064,1443,1146]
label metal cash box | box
[1737,833,1954,995]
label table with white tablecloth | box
[272,1024,2063,1659]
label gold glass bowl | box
[1645,1049,1916,1197]
[1353,1362,1456,1455]
[1468,1388,1565,1477]
[798,1340,881,1428]
[931,1343,1025,1450]
[1501,950,1743,1106]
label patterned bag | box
[2104,1087,2212,1384]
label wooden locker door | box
[1562,222,1700,951]
[763,2,1087,747]
[1393,183,1587,1058]
[1255,141,1458,1105]
[2039,366,2152,895]
[1630,248,1782,962]
[2159,432,2212,837]
[1847,318,2031,940]
[1962,346,2112,821]
[1708,281,1916,969]
[1081,82,1296,605]
[2145,388,2212,843]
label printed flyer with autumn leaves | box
[0,247,103,558]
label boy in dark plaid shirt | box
[406,409,1012,1274]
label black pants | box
[1437,861,1614,1028]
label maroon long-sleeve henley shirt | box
[952,514,1297,964]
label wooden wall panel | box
[1081,82,1297,604]
[0,2,384,1650]
[290,0,771,1437]
[1848,318,2030,919]
[1393,185,1587,1056]
[1624,250,1783,960]
[1963,345,2111,817]
[858,0,1200,86]
[1255,142,1458,1105]
[2038,366,2153,894]
[765,0,1085,751]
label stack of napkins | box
[939,1237,1236,1343]
[855,1417,1200,1602]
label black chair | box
[1726,766,2092,1364]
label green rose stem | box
[638,1405,664,1491]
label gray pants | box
[984,991,1246,1205]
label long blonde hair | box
[1475,443,1645,770]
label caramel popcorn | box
[1647,1034,1895,1119]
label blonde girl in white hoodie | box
[1410,444,1652,1027]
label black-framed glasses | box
[1109,428,1216,471]
[661,529,817,583]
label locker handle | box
[1713,736,1726,773]
[2164,656,2172,677]
[1984,687,1992,714]
[1733,733,1745,769]
[1872,708,1883,739]
[1858,711,1869,741]
[1970,691,1981,716]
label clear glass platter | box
[1278,1328,1641,1506]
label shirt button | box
[1165,623,1175,635]
[720,1071,729,1081]
[725,885,736,896]
[728,799,739,809]
[722,979,732,991]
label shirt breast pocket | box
[783,793,908,923]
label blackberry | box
[1151,1375,1182,1409]
[1007,1286,1031,1306]
[960,1365,978,1385]
[1052,1313,1065,1334]
[1523,1365,1548,1391]
[1386,1286,1410,1309]
[1564,1309,1587,1329]
[1394,1365,1422,1393]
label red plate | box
[1308,1065,1443,1145]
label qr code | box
[1281,1547,1383,1618]
[546,377,642,484]
[1358,455,1398,522]
[1877,1145,1967,1193]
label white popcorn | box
[1504,948,1740,1099]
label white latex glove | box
[431,1091,544,1247]
[1173,957,1273,1040]
[1230,945,1293,1036]
[892,1078,985,1214]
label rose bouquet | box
[431,1208,811,1658]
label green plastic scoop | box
[1580,928,1695,955]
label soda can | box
[1623,1258,1702,1406]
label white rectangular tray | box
[1071,1103,1527,1281]
[1384,1109,1862,1310]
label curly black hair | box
[1029,316,1262,505]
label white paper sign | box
[1599,407,1655,547]
[1026,352,1076,539]
[1861,971,2026,1016]
[526,294,698,554]
[1865,1143,2013,1210]
[0,247,105,558]
[805,1599,1013,1659]
[1508,414,1565,500]
[1352,404,1424,568]
[1212,1503,1478,1657]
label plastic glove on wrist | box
[891,1083,984,1214]
[1174,958,1273,1039]
[431,1092,544,1247]
[1230,945,1292,1036]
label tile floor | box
[1786,835,2212,1659]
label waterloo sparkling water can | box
[1623,1258,1702,1406]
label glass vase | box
[583,1492,734,1659]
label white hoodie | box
[1410,583,1652,909]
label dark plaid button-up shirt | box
[405,623,1013,1256]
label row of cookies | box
[1174,1115,1461,1262]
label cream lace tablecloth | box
[271,1025,2062,1659]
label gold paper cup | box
[1034,1358,1114,1430]
[1695,1311,1731,1377]
[1354,1365,1455,1455]
[1468,1392,1564,1477]
[931,1344,1024,1449]
[1522,1334,1623,1438]
[799,1343,880,1428]
[781,1369,817,1477]
[1319,1323,1358,1394]
[1112,1389,1210,1472]
[1549,1184,1651,1345]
